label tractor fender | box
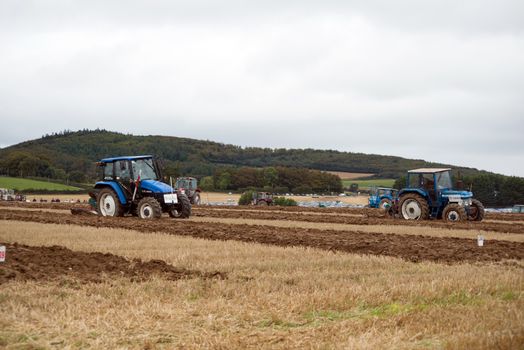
[94,182,127,205]
[398,188,428,200]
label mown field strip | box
[193,207,364,218]
[0,220,523,349]
[2,210,523,264]
[190,216,524,243]
[1,206,72,214]
[2,206,524,242]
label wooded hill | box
[2,130,523,205]
[0,129,488,183]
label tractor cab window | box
[436,171,452,190]
[176,179,189,188]
[115,160,131,180]
[409,173,434,189]
[103,163,113,180]
[131,158,158,181]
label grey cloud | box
[0,0,523,176]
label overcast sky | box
[1,1,523,176]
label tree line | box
[196,166,343,194]
[0,129,488,180]
[1,129,522,203]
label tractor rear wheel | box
[191,193,201,205]
[442,203,467,222]
[169,192,191,218]
[399,193,429,220]
[137,197,162,219]
[97,188,124,217]
[468,199,485,221]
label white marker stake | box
[477,235,484,247]
[0,245,5,262]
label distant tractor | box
[395,168,484,222]
[368,187,398,209]
[252,192,273,206]
[0,188,14,201]
[92,155,191,219]
[513,205,524,214]
[174,177,201,205]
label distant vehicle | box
[512,205,524,213]
[0,188,25,201]
[174,177,201,205]
[368,187,398,209]
[252,192,273,206]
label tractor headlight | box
[462,198,472,206]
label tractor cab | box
[174,177,201,205]
[397,168,484,222]
[368,187,398,209]
[94,155,191,219]
[252,192,273,206]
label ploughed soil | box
[1,208,523,264]
[191,208,524,234]
[0,242,225,284]
[2,201,523,232]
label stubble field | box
[0,202,523,349]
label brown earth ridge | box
[1,207,523,264]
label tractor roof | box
[99,155,153,163]
[408,168,451,174]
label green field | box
[343,178,396,189]
[0,177,82,191]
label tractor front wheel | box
[169,192,191,218]
[137,197,162,219]
[468,199,485,221]
[442,203,467,222]
[399,193,429,220]
[97,188,124,217]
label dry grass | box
[325,171,375,180]
[0,220,523,349]
[25,194,90,202]
[200,192,369,205]
[190,217,524,243]
[24,191,370,205]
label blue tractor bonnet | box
[140,179,175,194]
[441,189,473,198]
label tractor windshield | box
[131,158,158,181]
[436,171,452,190]
[176,178,197,189]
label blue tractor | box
[396,168,484,222]
[92,155,191,219]
[368,187,398,209]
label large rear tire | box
[97,188,124,217]
[468,199,485,221]
[442,203,467,222]
[399,193,429,220]
[137,197,162,219]
[169,192,191,218]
